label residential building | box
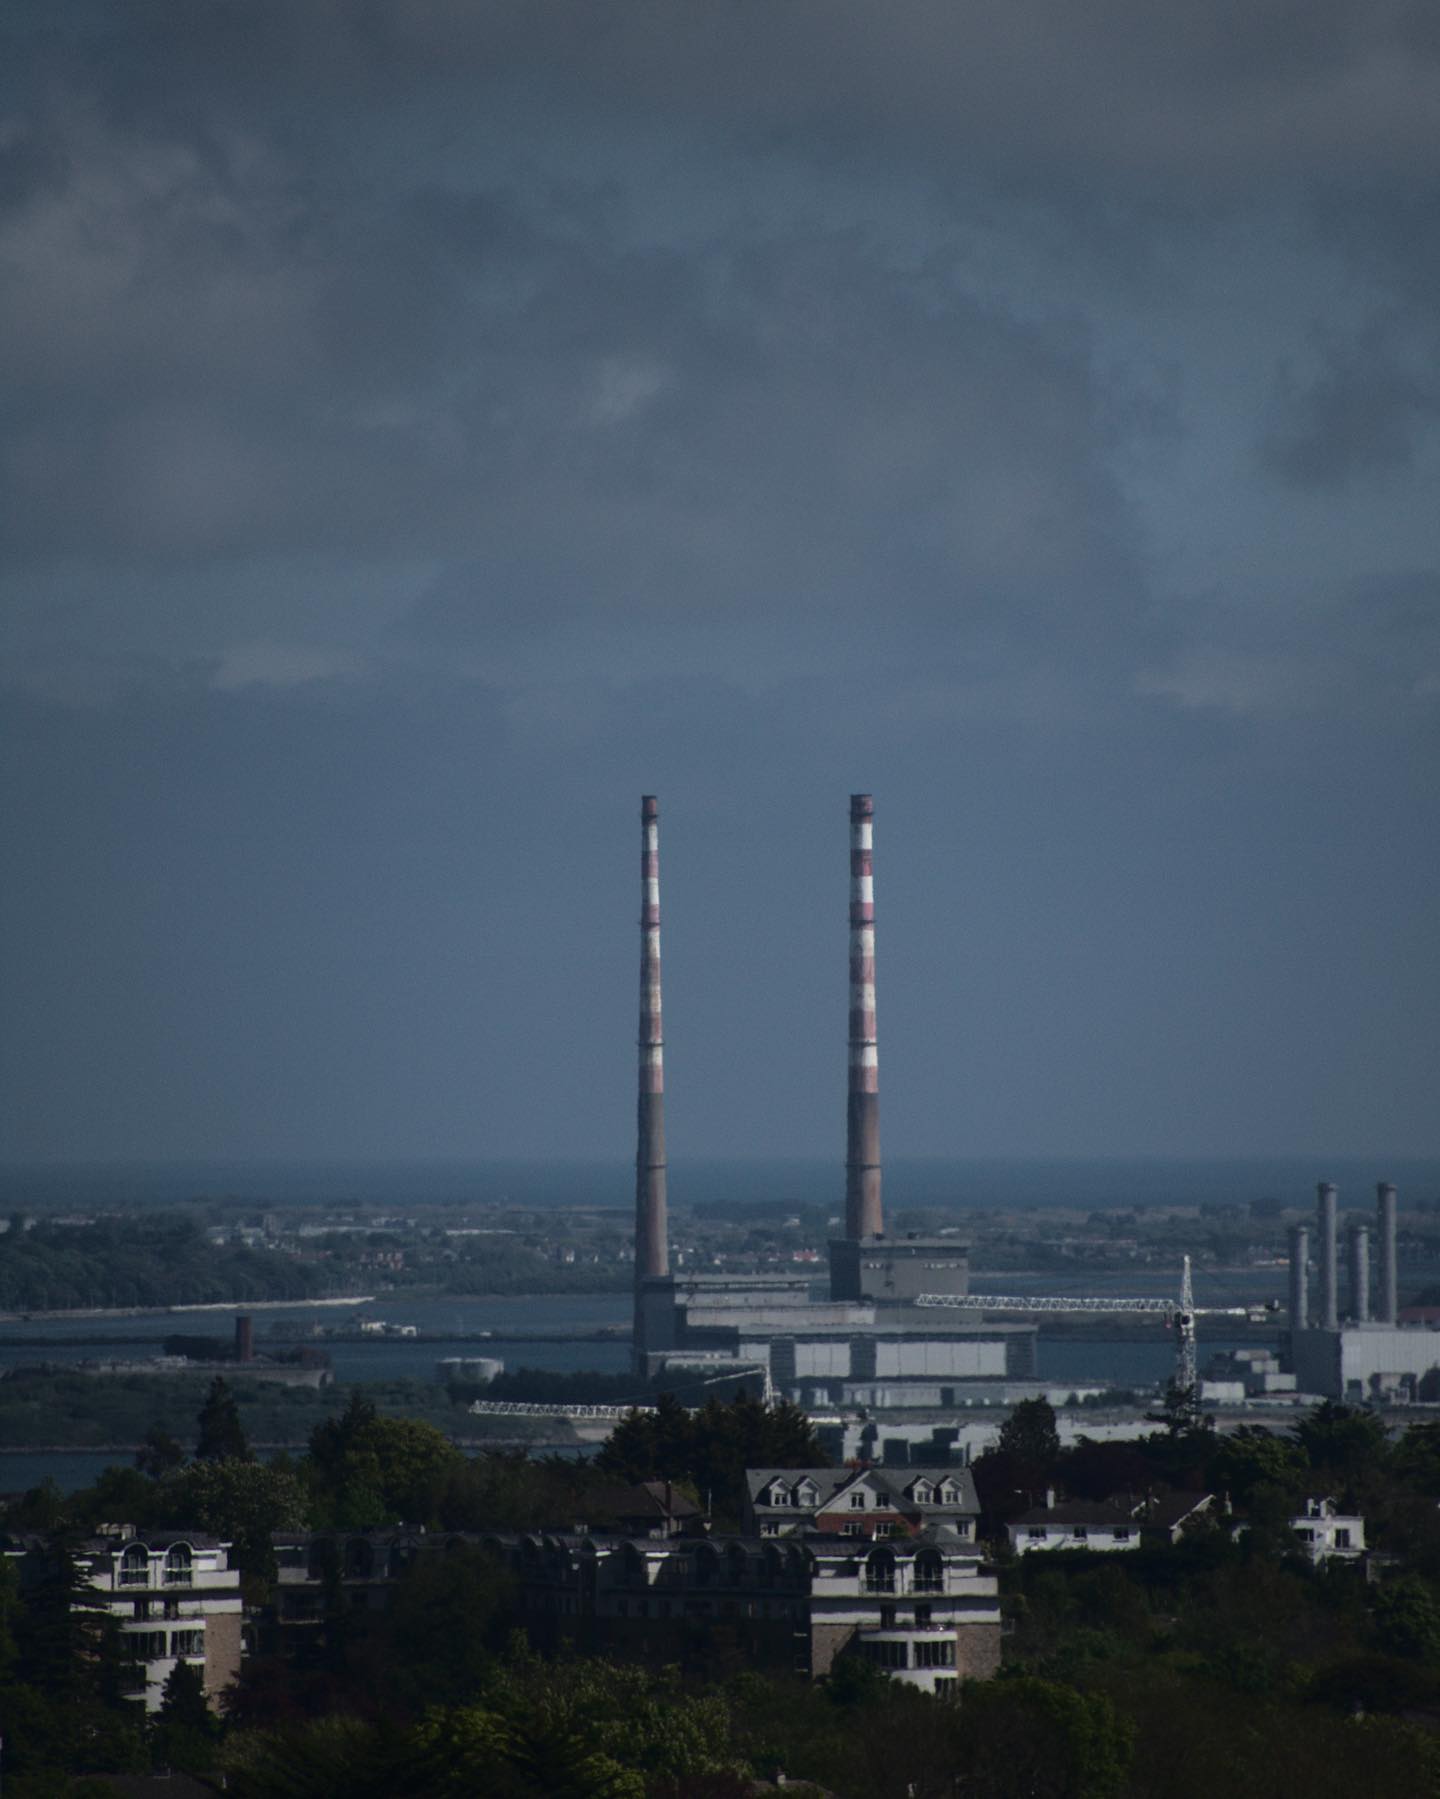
[20,1532,245,1712]
[1008,1500,1140,1555]
[1291,1496,1366,1564]
[266,1519,1001,1695]
[744,1465,980,1543]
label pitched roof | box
[1013,1501,1135,1528]
[1140,1492,1213,1530]
[746,1465,979,1514]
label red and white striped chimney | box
[846,794,883,1241]
[635,796,669,1282]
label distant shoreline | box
[0,1295,375,1323]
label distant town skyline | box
[2,3,1437,1163]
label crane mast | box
[917,1256,1268,1420]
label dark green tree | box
[136,1424,186,1477]
[1372,1574,1440,1663]
[195,1376,252,1462]
[1208,1426,1307,1507]
[306,1390,462,1526]
[156,1455,309,1589]
[997,1398,1061,1473]
[1295,1400,1389,1482]
[953,1675,1132,1799]
[152,1655,222,1773]
[596,1393,823,1519]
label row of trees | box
[0,1214,333,1309]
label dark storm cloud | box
[2,1,1438,1161]
[1263,327,1440,490]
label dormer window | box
[795,1480,819,1505]
[910,1481,934,1504]
[768,1484,791,1506]
[939,1485,959,1505]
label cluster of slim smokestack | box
[632,792,885,1307]
[1289,1182,1399,1330]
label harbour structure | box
[631,794,1035,1406]
[1288,1181,1434,1399]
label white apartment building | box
[79,1531,243,1712]
[1290,1496,1366,1565]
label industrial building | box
[1287,1180,1438,1399]
[630,795,1035,1405]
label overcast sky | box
[2,2,1438,1166]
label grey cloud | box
[1263,328,1440,489]
[65,1,1440,196]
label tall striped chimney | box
[846,794,883,1241]
[1379,1182,1399,1324]
[635,797,668,1285]
[1318,1181,1339,1331]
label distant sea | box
[1,1156,1437,1211]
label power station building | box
[631,795,1036,1406]
[1288,1180,1437,1399]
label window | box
[910,1482,934,1504]
[914,1639,954,1668]
[1027,1528,1046,1540]
[914,1551,943,1593]
[879,1605,896,1629]
[132,1599,151,1620]
[761,1522,780,1537]
[163,1544,193,1587]
[128,1631,167,1661]
[170,1630,204,1657]
[873,1493,892,1510]
[865,1639,908,1668]
[120,1546,150,1588]
[842,1522,865,1538]
[163,1599,181,1620]
[1071,1528,1088,1542]
[1335,1529,1351,1548]
[850,1492,868,1509]
[1113,1529,1131,1542]
[915,1604,932,1628]
[865,1551,896,1594]
[769,1486,790,1506]
[939,1485,958,1504]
